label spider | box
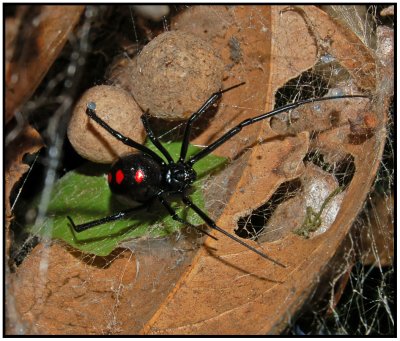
[67,82,367,268]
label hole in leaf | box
[274,68,329,108]
[304,151,356,188]
[235,179,302,239]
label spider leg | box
[67,203,148,232]
[141,110,174,164]
[85,102,165,165]
[156,192,218,241]
[179,82,245,163]
[181,194,286,267]
[187,94,369,166]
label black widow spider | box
[67,82,367,268]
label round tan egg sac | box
[130,30,225,121]
[67,85,146,164]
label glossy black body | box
[108,153,163,202]
[108,153,197,202]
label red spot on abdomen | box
[116,169,124,184]
[134,169,145,184]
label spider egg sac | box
[67,85,146,163]
[115,30,225,121]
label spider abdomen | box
[108,153,162,202]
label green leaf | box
[29,141,227,256]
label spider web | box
[5,5,394,335]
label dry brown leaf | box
[7,5,388,335]
[5,5,84,124]
[140,6,383,335]
[9,240,200,334]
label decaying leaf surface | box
[140,6,384,335]
[5,5,84,123]
[7,5,388,335]
[10,242,199,334]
